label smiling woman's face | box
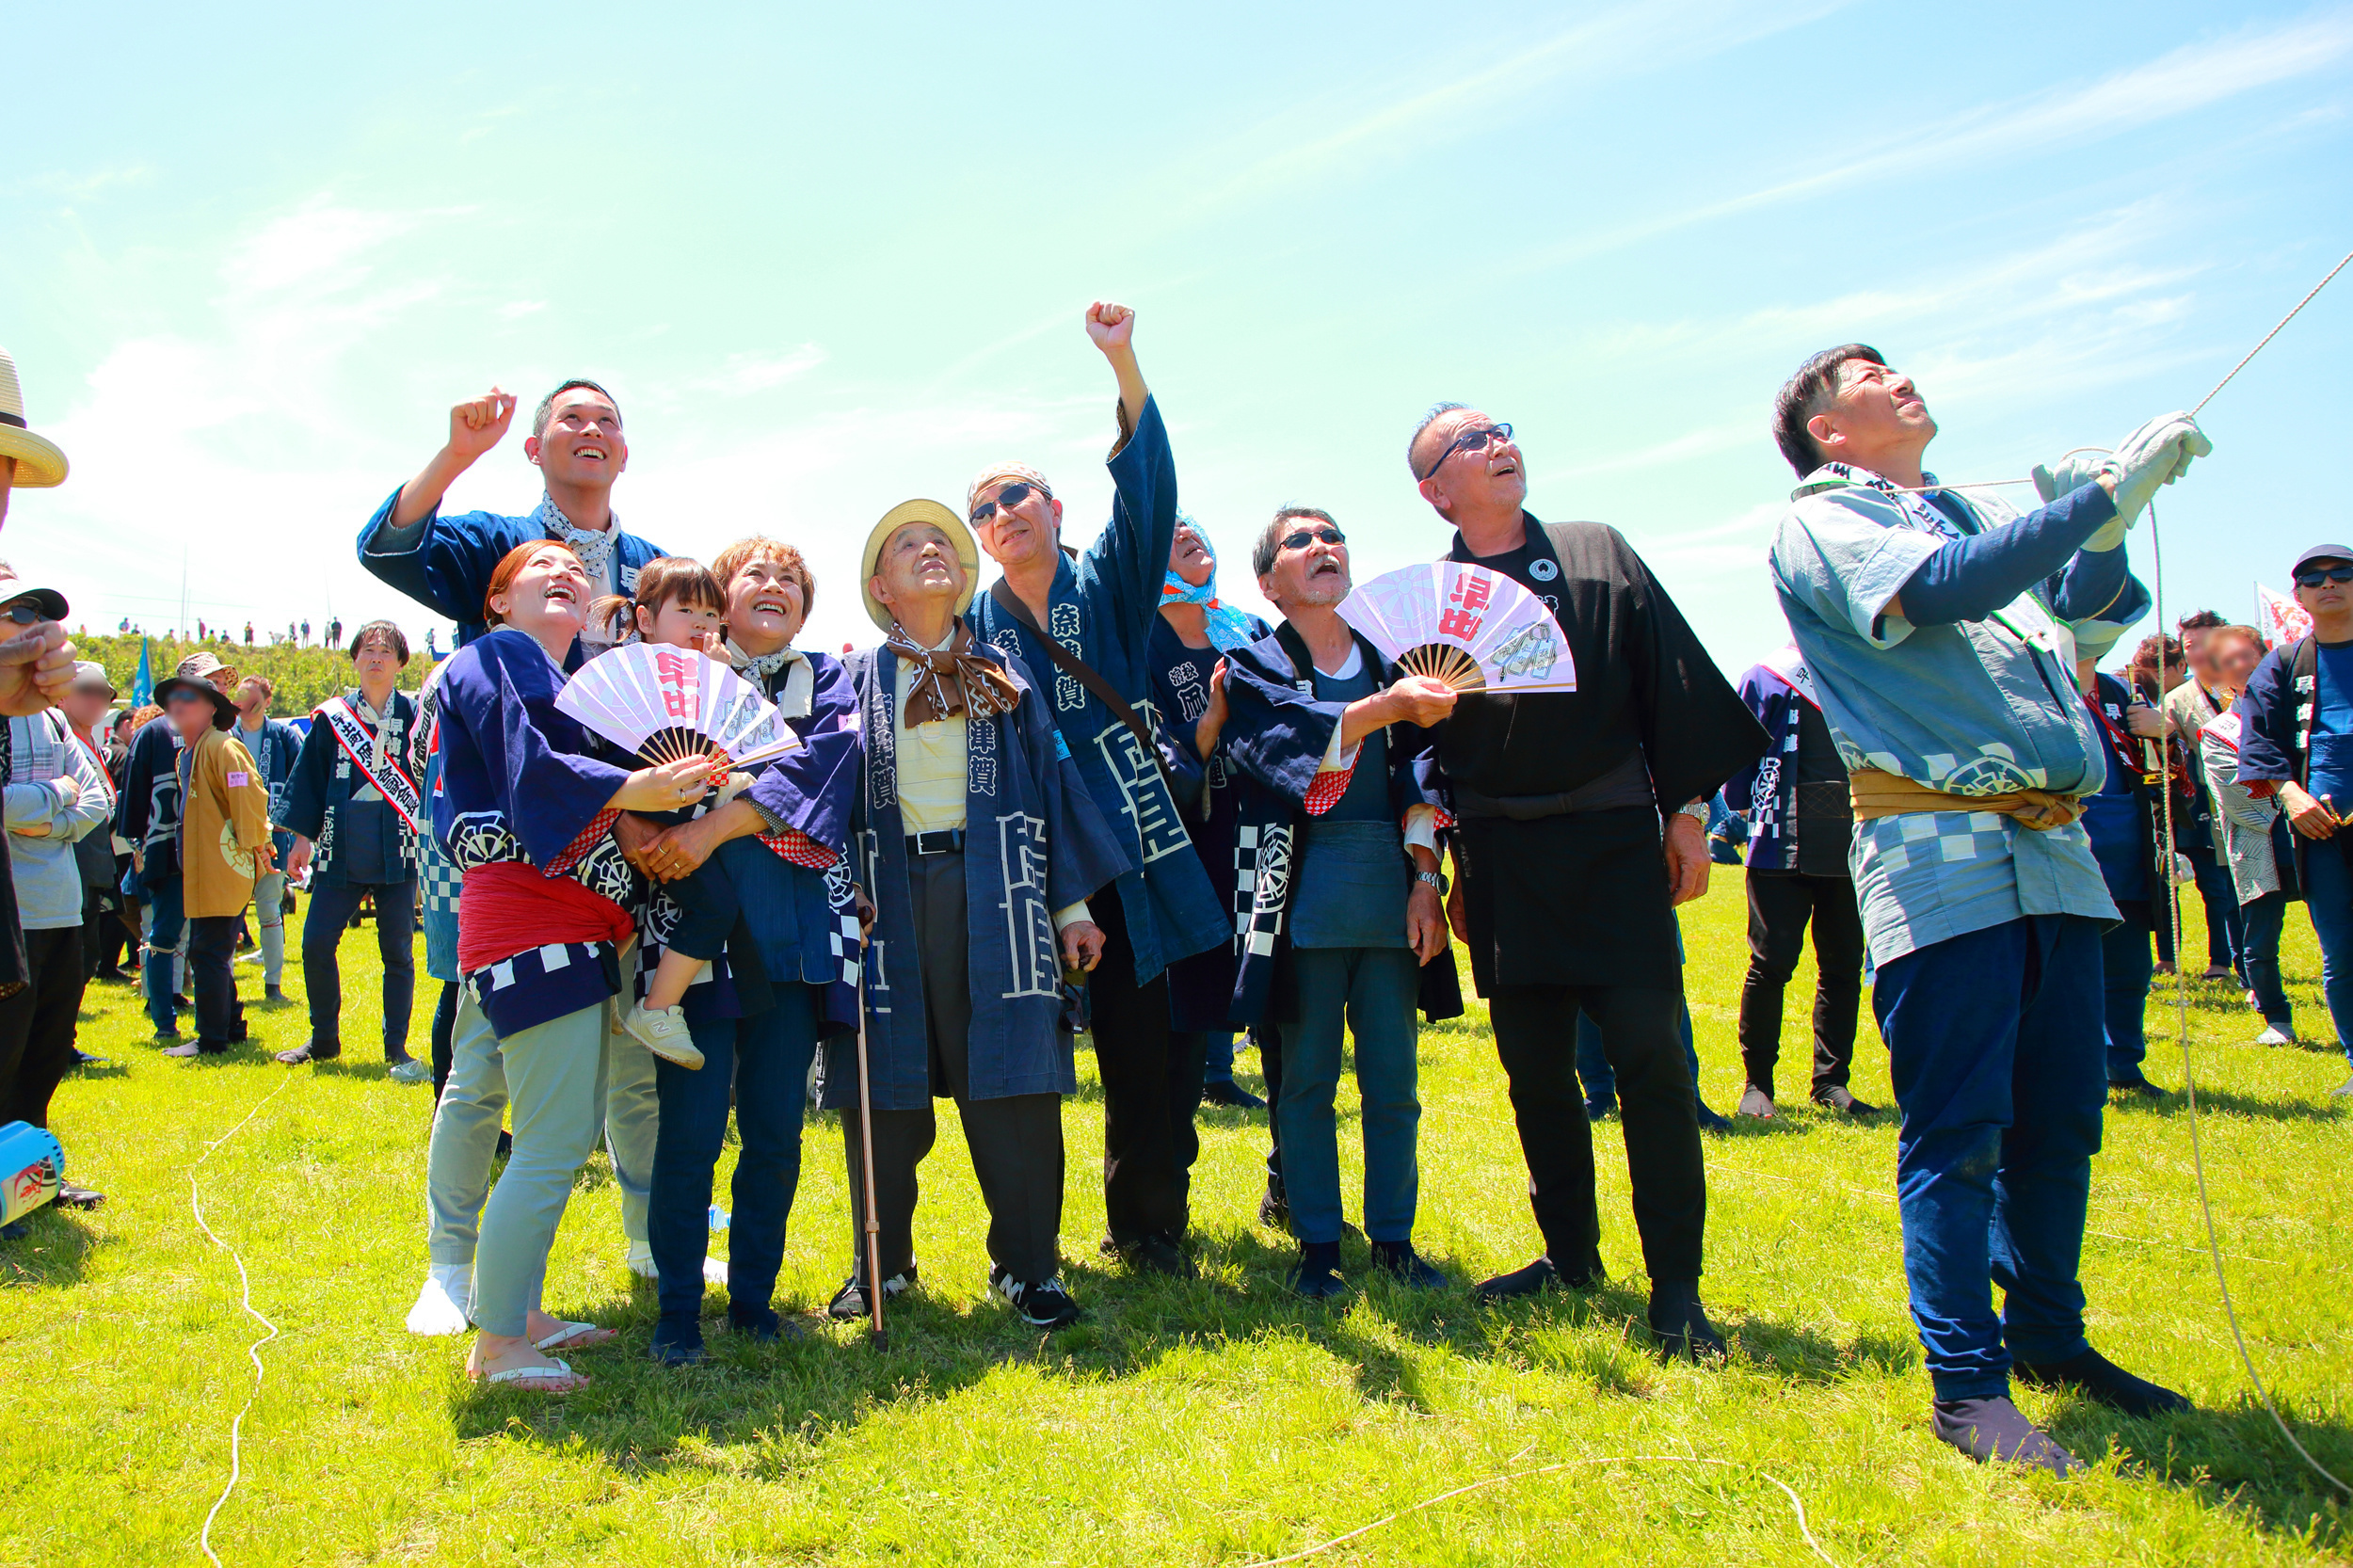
[725,557,808,652]
[489,546,590,644]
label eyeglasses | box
[0,602,45,627]
[1416,422,1513,482]
[2296,566,2353,587]
[1279,525,1346,552]
[971,480,1051,526]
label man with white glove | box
[1766,344,2202,1478]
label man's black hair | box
[2176,609,2227,633]
[347,618,410,665]
[1771,344,1884,477]
[533,378,622,440]
[1254,505,1339,579]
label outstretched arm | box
[390,389,518,530]
[1086,303,1147,434]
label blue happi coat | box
[280,690,422,887]
[234,716,304,862]
[358,488,667,649]
[970,397,1227,984]
[829,637,1128,1112]
[1217,624,1462,1027]
[434,629,641,1034]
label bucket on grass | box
[0,1120,64,1225]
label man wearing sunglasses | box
[1768,343,2205,1475]
[2233,544,2353,1101]
[966,303,1229,1280]
[1408,404,1768,1360]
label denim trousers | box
[2298,838,2353,1064]
[1872,914,2104,1400]
[301,878,417,1056]
[142,875,185,1034]
[187,915,246,1048]
[2101,900,2155,1083]
[1275,946,1422,1245]
[2239,892,2297,1031]
[649,984,819,1326]
[2185,846,2245,977]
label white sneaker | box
[1737,1084,1776,1120]
[624,1246,729,1285]
[388,1056,432,1084]
[406,1263,472,1335]
[2254,1024,2297,1047]
[622,1002,703,1069]
[705,1256,729,1286]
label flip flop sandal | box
[472,1357,588,1392]
[533,1320,616,1353]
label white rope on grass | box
[1247,1454,1840,1567]
[189,1069,298,1566]
[2146,496,2350,1498]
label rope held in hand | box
[191,1070,298,1566]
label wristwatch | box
[1674,799,1710,824]
[1416,868,1449,896]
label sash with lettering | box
[317,696,424,832]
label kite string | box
[2145,498,2350,1496]
[191,1069,297,1566]
[1246,1454,1839,1567]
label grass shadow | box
[0,1204,107,1288]
[2052,1398,2353,1549]
[2110,1086,2347,1124]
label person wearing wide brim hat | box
[0,345,69,509]
[822,498,1127,1331]
[172,648,240,692]
[858,499,980,632]
[151,675,236,731]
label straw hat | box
[859,500,981,632]
[0,347,69,488]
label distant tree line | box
[77,632,430,717]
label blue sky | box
[3,2,2348,668]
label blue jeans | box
[1873,915,2104,1400]
[2298,838,2353,1064]
[1573,1003,1699,1108]
[2186,847,2245,978]
[142,876,184,1034]
[2101,901,2155,1083]
[301,878,417,1055]
[2239,892,2296,1031]
[648,984,820,1326]
[1203,1032,1239,1085]
[1275,947,1422,1245]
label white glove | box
[2032,449,2130,551]
[2109,411,2213,526]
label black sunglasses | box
[1416,422,1513,482]
[2296,566,2353,587]
[1279,525,1346,552]
[0,602,46,627]
[970,480,1051,526]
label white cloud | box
[679,344,826,397]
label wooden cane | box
[852,955,888,1348]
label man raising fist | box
[358,379,666,652]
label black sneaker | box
[1932,1396,2079,1477]
[276,1041,341,1065]
[1646,1278,1726,1362]
[263,986,289,1005]
[1694,1100,1733,1134]
[1110,1233,1197,1279]
[2017,1347,2191,1417]
[649,1317,706,1366]
[1258,1172,1290,1233]
[1813,1085,1881,1116]
[171,993,191,1012]
[1581,1096,1617,1122]
[2109,1077,2167,1101]
[1289,1240,1348,1301]
[1203,1079,1267,1111]
[990,1266,1083,1328]
[1472,1254,1593,1304]
[826,1266,917,1321]
[728,1305,805,1344]
[56,1183,104,1208]
[1371,1240,1448,1290]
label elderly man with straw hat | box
[828,499,1126,1329]
[965,304,1230,1280]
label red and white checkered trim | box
[546,808,619,875]
[759,828,840,871]
[1304,759,1357,816]
[1426,806,1456,831]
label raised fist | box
[447,387,518,464]
[1085,302,1135,355]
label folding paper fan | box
[1337,563,1577,694]
[555,644,803,770]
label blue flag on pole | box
[130,638,152,707]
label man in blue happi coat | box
[839,500,1127,1328]
[358,379,666,651]
[2228,540,2353,1098]
[966,304,1229,1278]
[360,376,668,1282]
[1768,342,2202,1473]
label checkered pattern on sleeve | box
[420,837,463,917]
[1304,758,1358,816]
[758,827,840,871]
[546,808,619,875]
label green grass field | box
[4,872,2348,1565]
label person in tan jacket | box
[155,673,273,1057]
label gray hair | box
[1407,402,1469,477]
[1252,505,1339,579]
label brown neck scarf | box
[886,620,1022,728]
